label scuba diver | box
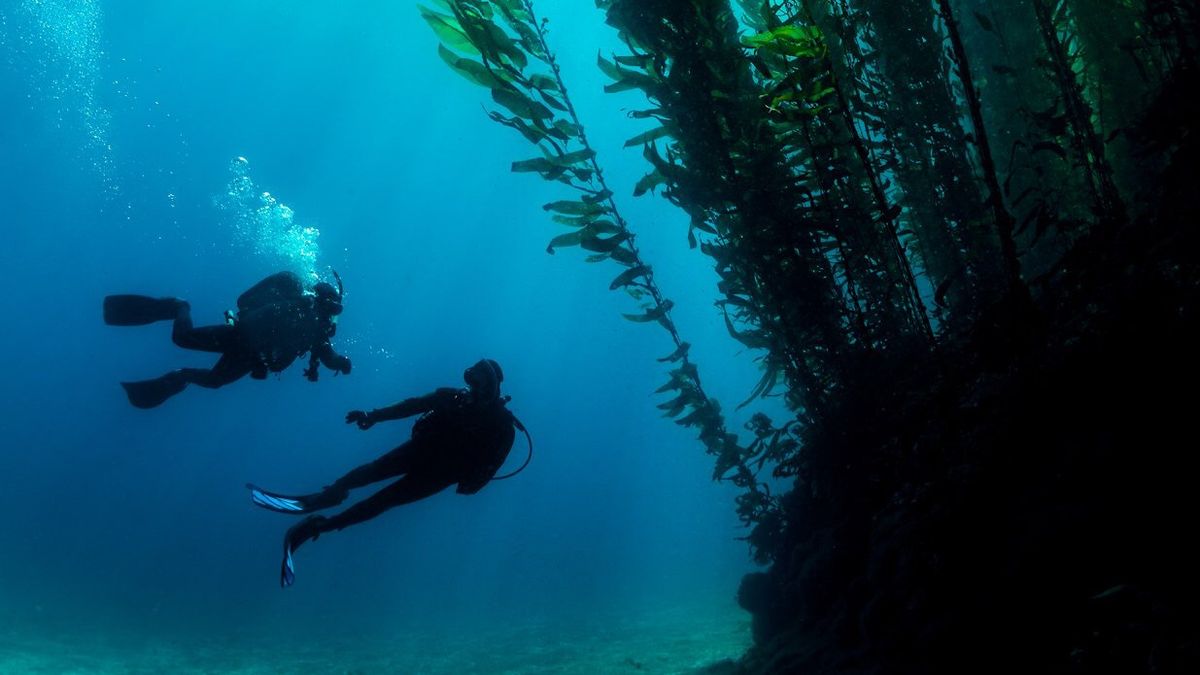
[247,358,531,587]
[103,270,351,409]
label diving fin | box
[120,372,187,409]
[103,295,185,326]
[279,515,328,588]
[248,484,309,513]
[281,543,296,588]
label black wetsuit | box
[306,388,517,534]
[169,296,346,388]
[106,271,349,408]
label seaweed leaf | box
[543,200,609,216]
[580,231,631,253]
[724,311,770,349]
[609,264,651,290]
[486,110,548,144]
[492,87,554,120]
[742,25,824,57]
[528,72,560,92]
[438,45,508,89]
[633,170,667,196]
[420,6,480,55]
[545,230,582,253]
[657,393,691,418]
[737,366,779,410]
[623,299,674,323]
[934,277,954,308]
[623,126,671,148]
[511,157,567,179]
[535,88,569,112]
[597,54,657,93]
[608,247,639,265]
[657,341,690,363]
[675,404,710,428]
[596,53,623,80]
[557,148,597,165]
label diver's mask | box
[464,358,503,401]
[314,277,344,318]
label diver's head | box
[313,281,343,317]
[464,358,503,401]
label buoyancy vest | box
[413,390,518,494]
[233,272,332,371]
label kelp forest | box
[422,1,1198,672]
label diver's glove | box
[336,356,352,375]
[303,363,319,382]
[346,410,375,430]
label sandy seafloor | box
[0,602,748,674]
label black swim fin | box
[103,295,185,326]
[121,372,187,409]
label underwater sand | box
[0,603,748,674]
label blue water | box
[1,1,759,670]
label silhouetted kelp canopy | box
[422,0,1198,672]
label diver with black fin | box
[103,270,352,408]
[248,359,532,587]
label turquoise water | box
[2,604,749,673]
[1,1,761,671]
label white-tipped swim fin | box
[247,483,308,513]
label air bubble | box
[215,156,322,283]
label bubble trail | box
[215,156,322,283]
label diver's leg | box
[322,472,457,533]
[177,353,252,389]
[171,303,237,353]
[103,295,186,326]
[278,472,454,587]
[330,440,425,491]
[121,355,250,408]
[295,440,428,511]
[278,475,453,587]
[250,440,430,514]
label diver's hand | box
[346,410,374,430]
[304,364,319,382]
[336,356,352,375]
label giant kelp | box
[424,1,1198,672]
[421,0,780,523]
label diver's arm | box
[312,340,351,375]
[346,388,458,429]
[371,388,458,420]
[303,351,321,382]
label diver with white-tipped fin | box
[248,358,531,587]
